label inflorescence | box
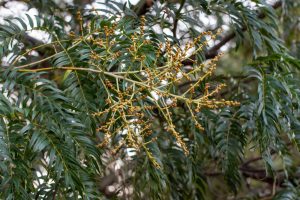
[89,17,239,168]
[18,15,239,169]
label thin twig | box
[172,0,186,38]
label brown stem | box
[172,0,186,38]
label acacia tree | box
[0,0,300,199]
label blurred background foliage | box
[0,0,300,199]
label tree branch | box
[182,1,282,65]
[134,0,154,16]
[206,143,295,186]
[172,0,186,38]
[206,165,298,186]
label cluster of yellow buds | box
[166,125,189,155]
[15,13,239,169]
[87,17,239,168]
[140,16,146,35]
[104,24,117,37]
[76,11,83,33]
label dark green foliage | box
[0,0,300,199]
